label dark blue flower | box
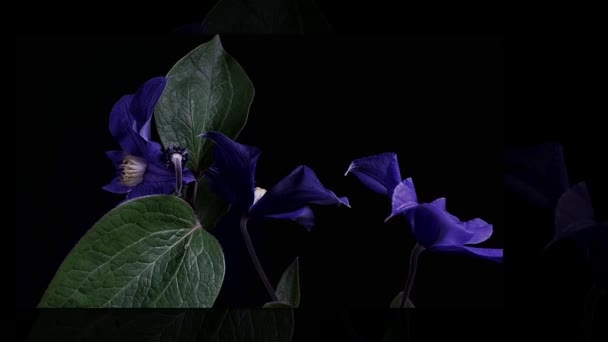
[201,131,349,229]
[346,152,502,262]
[103,77,195,199]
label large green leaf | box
[389,292,415,308]
[38,195,225,308]
[27,309,294,342]
[155,35,255,172]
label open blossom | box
[346,152,502,262]
[102,77,194,199]
[202,131,349,229]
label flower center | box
[253,187,267,204]
[119,155,147,186]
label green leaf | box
[389,292,415,308]
[196,176,230,231]
[275,257,300,307]
[27,309,294,342]
[155,35,255,172]
[38,195,225,308]
[202,0,333,34]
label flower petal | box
[385,178,419,222]
[109,94,147,156]
[431,245,503,262]
[406,203,475,248]
[345,152,401,196]
[105,150,126,166]
[102,177,131,194]
[201,132,261,209]
[250,165,349,218]
[264,206,316,230]
[430,197,446,211]
[130,77,167,141]
[127,181,175,199]
[463,218,494,244]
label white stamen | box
[253,187,267,204]
[171,153,184,196]
[120,155,147,186]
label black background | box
[16,34,603,339]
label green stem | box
[240,217,278,302]
[400,244,425,308]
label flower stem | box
[400,243,425,308]
[191,177,199,210]
[240,217,278,302]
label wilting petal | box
[432,245,503,262]
[127,181,175,199]
[345,152,402,196]
[202,132,261,209]
[385,178,419,222]
[109,94,147,156]
[250,165,349,218]
[406,203,475,248]
[263,206,316,230]
[102,177,131,194]
[130,77,167,141]
[547,181,597,248]
[504,143,570,209]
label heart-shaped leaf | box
[38,195,225,308]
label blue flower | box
[201,131,349,229]
[346,152,502,262]
[103,77,195,199]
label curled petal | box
[463,218,494,245]
[345,152,402,196]
[406,203,475,248]
[202,132,261,209]
[385,178,419,222]
[251,165,349,218]
[264,206,316,231]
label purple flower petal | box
[102,177,131,194]
[406,203,475,248]
[345,152,401,196]
[127,181,175,199]
[385,178,419,222]
[432,245,503,262]
[430,197,446,210]
[250,165,349,218]
[263,206,316,230]
[130,77,167,141]
[105,150,126,165]
[463,218,494,244]
[201,131,261,209]
[109,94,147,156]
